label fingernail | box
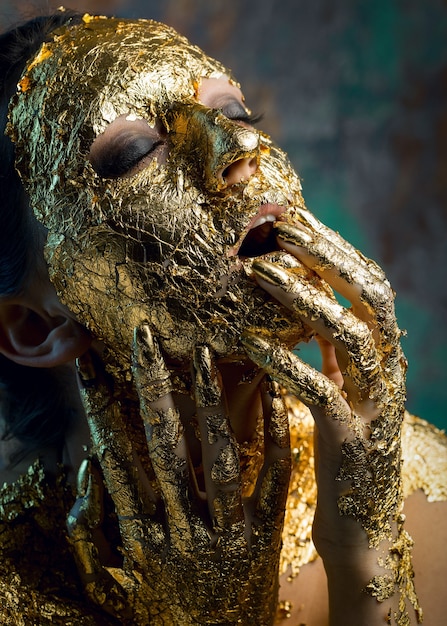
[240,331,272,368]
[252,259,291,287]
[275,221,314,245]
[76,458,91,498]
[193,345,221,408]
[133,323,155,367]
[138,323,152,346]
[132,326,172,400]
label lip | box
[228,203,287,257]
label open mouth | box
[232,203,286,258]
[237,217,279,257]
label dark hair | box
[0,10,83,294]
[0,361,78,463]
[0,11,83,463]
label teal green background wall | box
[3,0,446,429]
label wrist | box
[324,562,394,626]
[320,524,421,626]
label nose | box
[168,104,260,191]
[219,151,258,187]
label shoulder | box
[401,411,447,502]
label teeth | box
[251,214,276,229]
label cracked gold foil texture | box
[0,411,445,622]
[401,413,447,502]
[210,441,240,484]
[4,18,316,620]
[7,15,313,378]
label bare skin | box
[277,490,447,626]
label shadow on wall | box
[2,0,446,429]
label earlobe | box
[0,301,92,368]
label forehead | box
[21,16,230,134]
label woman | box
[0,10,446,625]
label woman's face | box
[8,16,313,368]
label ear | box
[0,300,92,368]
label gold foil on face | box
[7,15,310,375]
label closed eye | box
[91,134,163,178]
[220,100,263,126]
[89,116,167,179]
[198,77,264,128]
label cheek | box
[100,170,232,266]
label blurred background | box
[2,0,446,429]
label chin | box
[149,250,315,365]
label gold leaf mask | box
[7,15,313,372]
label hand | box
[241,217,421,624]
[69,326,291,625]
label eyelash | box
[219,103,264,126]
[238,112,264,125]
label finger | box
[282,210,386,285]
[240,331,363,443]
[251,259,385,407]
[67,458,132,619]
[76,352,155,523]
[132,325,196,548]
[192,345,244,533]
[274,221,400,348]
[252,378,291,529]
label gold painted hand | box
[68,326,291,625]
[241,217,421,624]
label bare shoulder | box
[400,412,447,623]
[401,412,447,503]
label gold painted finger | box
[132,324,188,515]
[142,403,197,550]
[66,460,132,620]
[255,457,291,529]
[192,346,244,531]
[77,363,152,523]
[241,331,355,431]
[275,221,400,348]
[77,354,158,571]
[252,259,384,402]
[193,344,222,408]
[284,209,386,283]
[260,377,290,452]
[253,379,291,527]
[133,329,195,546]
[132,324,173,404]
